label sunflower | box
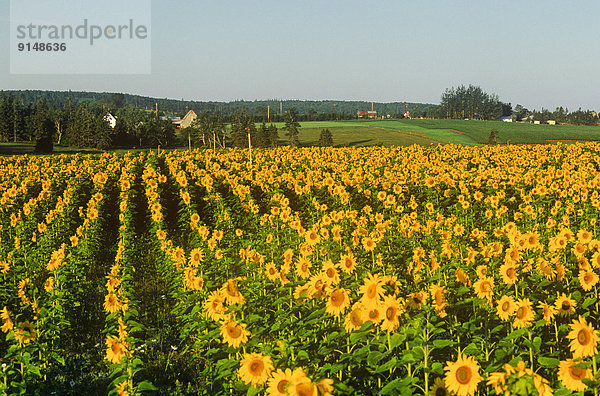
[380,295,403,332]
[362,237,376,252]
[339,253,357,274]
[267,368,301,396]
[306,273,328,300]
[222,278,245,305]
[407,290,428,311]
[455,267,471,286]
[473,277,494,302]
[558,358,591,392]
[104,293,122,313]
[325,288,351,317]
[189,248,203,267]
[430,284,448,317]
[485,371,507,395]
[1,307,13,333]
[220,319,250,348]
[106,335,130,364]
[204,291,227,321]
[537,302,556,324]
[116,381,129,396]
[322,261,340,285]
[44,277,54,292]
[498,263,518,285]
[288,379,317,396]
[577,229,593,244]
[567,316,599,358]
[344,302,365,332]
[496,295,516,321]
[443,354,482,396]
[0,261,9,274]
[365,303,384,325]
[316,378,334,396]
[431,377,450,396]
[265,262,280,282]
[295,257,312,279]
[238,353,274,387]
[578,270,599,291]
[475,265,487,279]
[305,229,321,247]
[513,298,534,329]
[555,294,576,317]
[359,273,384,309]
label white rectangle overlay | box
[10,0,151,74]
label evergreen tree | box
[33,97,55,152]
[0,93,13,142]
[230,108,255,148]
[283,107,301,147]
[12,100,25,142]
[318,128,333,147]
[268,123,279,147]
[256,123,270,148]
[488,129,499,145]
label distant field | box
[269,119,600,146]
[2,119,598,155]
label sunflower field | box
[1,144,600,395]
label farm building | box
[103,113,117,128]
[500,116,512,122]
[547,120,556,125]
[173,110,197,130]
[357,110,377,119]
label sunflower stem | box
[527,330,534,371]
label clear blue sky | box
[1,0,599,111]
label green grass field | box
[2,119,599,155]
[275,119,600,146]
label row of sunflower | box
[2,144,600,394]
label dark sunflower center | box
[386,307,396,320]
[502,301,510,311]
[369,309,378,319]
[327,268,335,278]
[331,291,344,307]
[277,379,289,393]
[570,367,586,380]
[562,301,571,311]
[367,284,377,299]
[456,366,472,384]
[584,273,593,283]
[249,360,264,375]
[228,325,242,338]
[577,329,590,345]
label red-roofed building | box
[357,110,377,119]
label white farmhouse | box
[103,113,117,129]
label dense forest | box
[2,90,432,121]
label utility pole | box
[267,105,270,123]
[280,101,283,117]
[247,127,253,170]
[333,103,336,120]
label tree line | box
[3,90,434,121]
